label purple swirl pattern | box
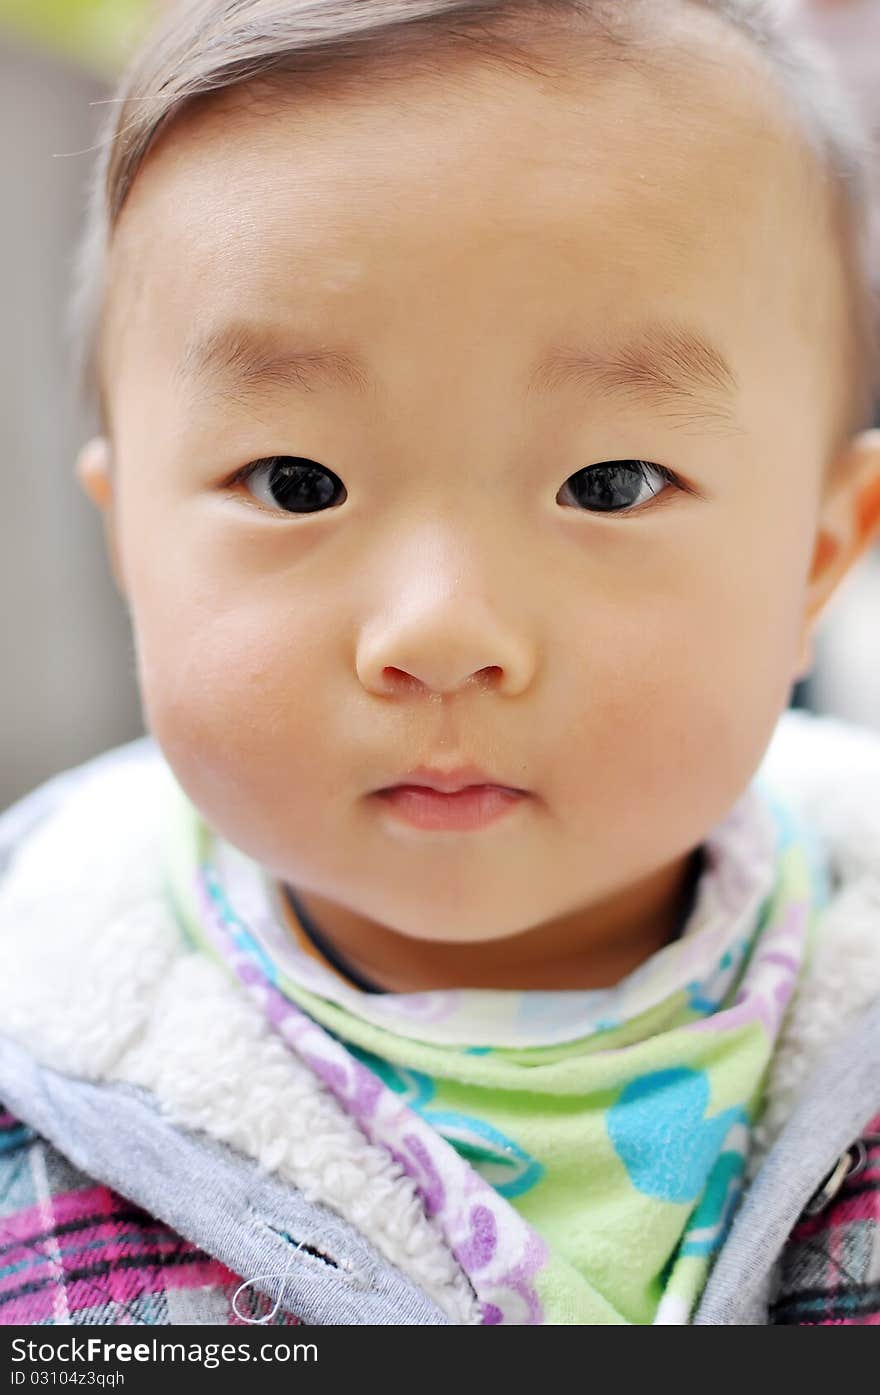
[689,874,809,1040]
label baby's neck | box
[283,847,704,993]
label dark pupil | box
[569,462,644,511]
[268,458,339,512]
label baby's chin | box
[344,892,568,947]
[370,917,549,947]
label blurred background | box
[0,0,878,810]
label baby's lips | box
[375,762,529,795]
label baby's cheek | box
[554,564,798,856]
[132,600,327,833]
[646,576,801,808]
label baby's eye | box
[558,460,678,513]
[233,456,347,514]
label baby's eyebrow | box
[175,317,744,435]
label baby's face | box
[86,12,863,947]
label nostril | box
[382,667,423,693]
[473,665,502,690]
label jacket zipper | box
[803,1131,880,1216]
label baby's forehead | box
[102,5,842,436]
[174,6,809,179]
[117,49,803,271]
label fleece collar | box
[746,712,880,1172]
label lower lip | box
[373,784,528,831]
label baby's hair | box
[69,0,879,454]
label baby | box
[1,0,879,1329]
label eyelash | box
[226,456,691,517]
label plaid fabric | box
[770,1111,880,1326]
[0,1106,304,1326]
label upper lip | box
[378,764,526,794]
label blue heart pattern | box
[607,1067,748,1205]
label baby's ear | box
[75,436,126,597]
[75,435,112,508]
[795,427,880,675]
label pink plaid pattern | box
[0,1107,304,1326]
[770,1113,880,1326]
